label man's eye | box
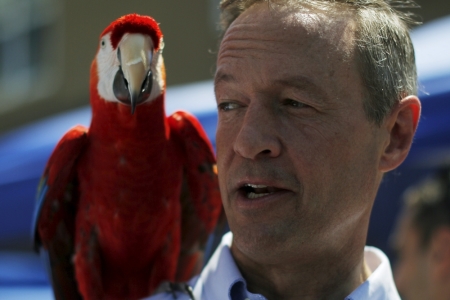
[218,102,240,111]
[283,99,308,108]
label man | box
[148,0,421,299]
[392,168,450,300]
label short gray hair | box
[218,0,419,125]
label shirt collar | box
[345,246,401,300]
[194,232,400,300]
[193,232,249,300]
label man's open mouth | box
[241,183,280,199]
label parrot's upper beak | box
[113,33,153,114]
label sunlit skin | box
[214,3,420,300]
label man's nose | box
[233,105,281,160]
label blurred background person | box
[392,167,450,300]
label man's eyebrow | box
[214,71,236,89]
[275,76,328,104]
[214,72,329,103]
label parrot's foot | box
[153,281,195,300]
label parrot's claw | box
[155,281,195,300]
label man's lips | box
[230,178,296,211]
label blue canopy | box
[404,15,450,166]
[1,15,449,299]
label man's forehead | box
[226,2,357,53]
[238,3,353,30]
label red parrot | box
[32,14,222,300]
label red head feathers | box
[101,14,163,51]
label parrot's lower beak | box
[113,33,154,114]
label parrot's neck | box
[89,94,169,145]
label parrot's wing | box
[31,125,88,300]
[168,111,224,281]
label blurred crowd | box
[392,167,450,299]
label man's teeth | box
[246,184,268,188]
[244,184,273,199]
[247,192,270,199]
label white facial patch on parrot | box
[96,32,164,104]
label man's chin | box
[229,222,298,261]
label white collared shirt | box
[146,232,400,300]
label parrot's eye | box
[101,39,106,49]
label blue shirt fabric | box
[145,232,400,300]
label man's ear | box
[379,95,421,172]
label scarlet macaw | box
[32,14,222,300]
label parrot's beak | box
[113,33,153,114]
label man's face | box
[214,3,387,263]
[393,212,433,300]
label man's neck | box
[231,245,371,300]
